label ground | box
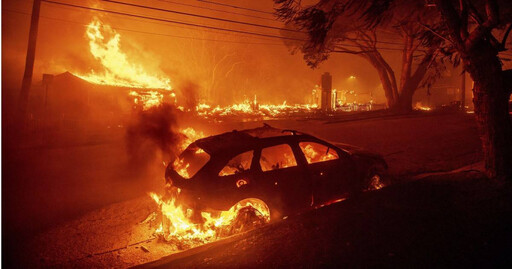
[4,111,491,268]
[138,171,512,268]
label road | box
[4,111,484,268]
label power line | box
[197,0,274,16]
[42,0,306,42]
[6,7,408,52]
[154,0,277,22]
[5,9,285,46]
[39,1,410,51]
[39,2,280,41]
[104,0,408,47]
[100,0,301,33]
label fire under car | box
[166,124,388,222]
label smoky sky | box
[2,0,405,106]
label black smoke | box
[125,103,181,173]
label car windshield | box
[173,143,210,179]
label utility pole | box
[17,0,42,128]
[461,70,466,110]
[459,0,466,112]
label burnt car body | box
[166,125,388,220]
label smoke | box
[178,80,199,111]
[125,103,181,173]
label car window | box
[259,144,297,172]
[174,144,210,179]
[299,142,339,164]
[219,150,254,176]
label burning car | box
[166,124,388,222]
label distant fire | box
[196,97,318,120]
[414,102,432,111]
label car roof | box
[194,124,313,155]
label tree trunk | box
[391,86,415,113]
[464,43,512,180]
[391,49,436,113]
[503,69,512,97]
[364,53,397,108]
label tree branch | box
[501,23,512,49]
[416,21,454,45]
[373,52,399,99]
[465,0,500,51]
[467,0,484,25]
[434,0,464,50]
[459,0,468,39]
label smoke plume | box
[125,103,181,172]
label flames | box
[414,102,432,111]
[300,143,339,163]
[178,127,205,151]
[150,191,270,249]
[73,18,322,115]
[196,98,318,120]
[71,19,275,249]
[149,127,271,248]
[75,18,175,110]
[76,18,172,90]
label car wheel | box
[222,198,272,235]
[231,198,272,223]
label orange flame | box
[195,98,318,119]
[414,102,431,111]
[76,18,172,90]
[150,191,270,248]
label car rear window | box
[299,142,339,164]
[173,144,210,179]
[219,150,254,176]
[259,144,297,172]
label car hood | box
[334,143,383,159]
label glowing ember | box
[414,102,432,111]
[368,174,385,190]
[150,191,270,248]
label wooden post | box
[17,0,42,127]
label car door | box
[213,150,257,209]
[256,143,312,215]
[298,141,354,205]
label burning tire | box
[229,198,271,223]
[217,198,271,237]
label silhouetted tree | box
[274,0,446,112]
[276,0,512,180]
[433,0,512,180]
